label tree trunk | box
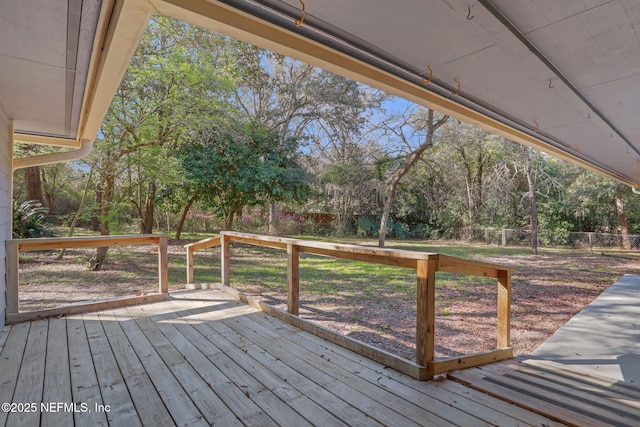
[175,193,198,240]
[378,109,448,247]
[25,166,44,204]
[40,169,55,214]
[461,148,476,225]
[475,150,484,222]
[616,192,631,249]
[57,167,94,260]
[92,176,114,271]
[224,210,236,230]
[378,184,398,247]
[91,187,102,232]
[268,202,279,235]
[141,181,156,234]
[522,146,538,255]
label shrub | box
[356,216,378,237]
[13,200,53,238]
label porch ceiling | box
[0,0,102,141]
[2,0,640,186]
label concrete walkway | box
[531,274,640,386]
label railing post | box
[497,268,511,348]
[6,241,19,315]
[186,246,194,285]
[287,243,300,315]
[221,234,230,287]
[158,236,169,294]
[416,257,436,375]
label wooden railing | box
[6,234,169,323]
[185,231,513,379]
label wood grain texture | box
[0,290,589,426]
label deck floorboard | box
[1,289,567,426]
[449,358,640,427]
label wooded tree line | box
[13,17,640,256]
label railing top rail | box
[439,255,516,272]
[222,230,437,259]
[183,236,221,251]
[212,231,513,273]
[8,234,166,250]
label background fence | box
[460,227,640,250]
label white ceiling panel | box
[583,75,640,117]
[279,0,496,70]
[0,0,101,140]
[490,0,615,34]
[0,58,67,135]
[0,0,68,67]
[432,46,587,132]
[524,1,640,90]
[609,115,640,147]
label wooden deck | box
[0,289,562,427]
[449,358,640,427]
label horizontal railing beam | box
[438,255,506,278]
[183,236,220,251]
[299,245,419,268]
[9,234,164,251]
[430,348,513,375]
[221,231,439,261]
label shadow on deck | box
[0,289,560,427]
[449,274,640,427]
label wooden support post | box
[5,242,19,315]
[416,257,436,374]
[497,269,511,348]
[287,243,300,315]
[186,246,194,285]
[221,234,230,287]
[158,236,169,294]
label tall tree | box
[25,166,44,205]
[180,122,310,230]
[615,189,631,249]
[377,106,448,247]
[522,146,539,254]
[437,120,498,228]
[91,16,236,268]
[565,171,640,243]
[233,54,384,233]
[314,138,382,235]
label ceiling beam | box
[12,132,82,148]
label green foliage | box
[13,200,53,238]
[538,217,572,246]
[356,216,378,237]
[388,219,411,239]
[180,122,311,228]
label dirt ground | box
[15,242,640,362]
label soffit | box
[0,0,101,141]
